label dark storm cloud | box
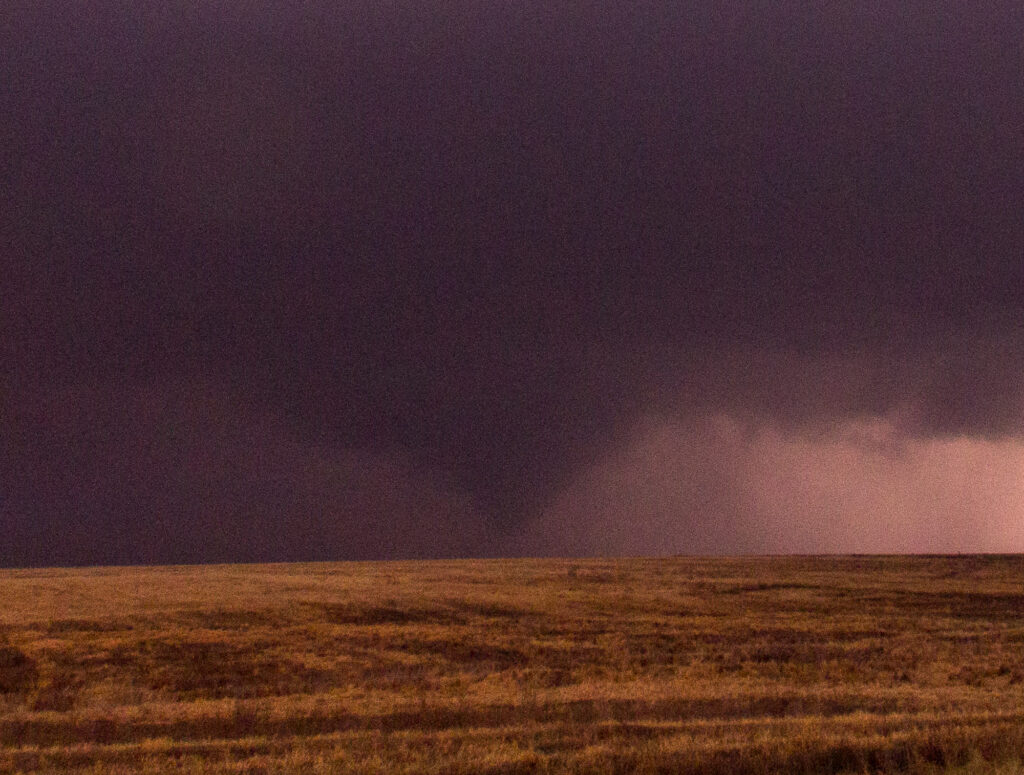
[3,1,1023,564]
[1,381,490,567]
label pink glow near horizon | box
[522,416,1024,556]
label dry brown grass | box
[1,556,1024,773]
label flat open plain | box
[1,556,1024,774]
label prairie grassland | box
[1,556,1024,774]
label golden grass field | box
[2,555,1024,774]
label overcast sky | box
[3,1,1023,566]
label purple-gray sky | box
[3,1,1023,566]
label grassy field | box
[1,556,1024,774]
